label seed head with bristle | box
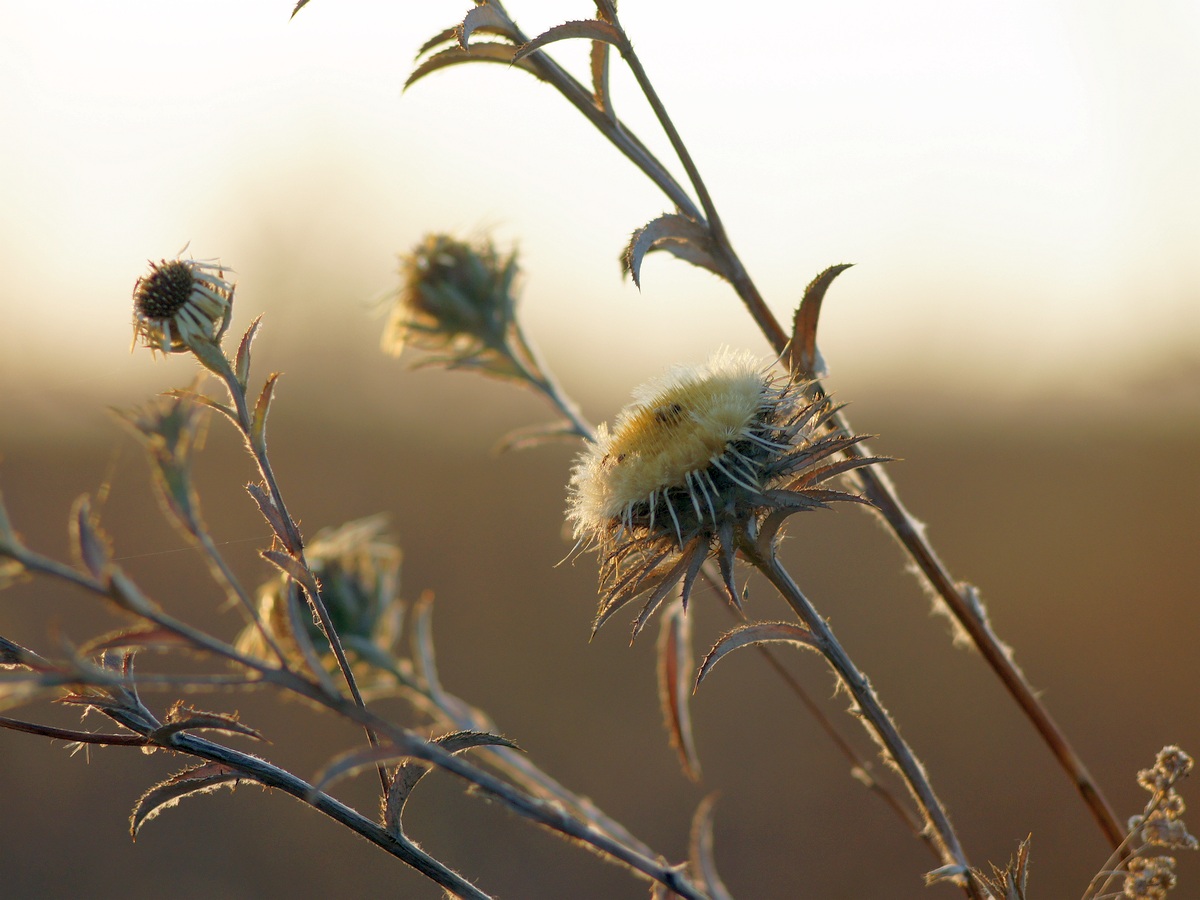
[131,257,234,355]
[567,349,884,637]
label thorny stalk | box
[481,0,1121,849]
[737,538,983,900]
[0,538,712,900]
[203,349,390,794]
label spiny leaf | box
[234,315,263,389]
[788,263,853,379]
[251,372,281,452]
[314,730,516,795]
[590,34,613,116]
[405,43,544,92]
[130,763,243,838]
[246,482,288,539]
[457,4,516,49]
[657,601,700,781]
[381,730,520,835]
[261,549,309,585]
[689,794,735,900]
[512,19,626,64]
[623,213,722,288]
[151,703,264,744]
[696,622,818,688]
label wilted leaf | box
[657,601,700,781]
[788,263,853,379]
[512,19,626,64]
[405,43,544,92]
[689,794,735,900]
[623,213,723,288]
[696,621,818,687]
[130,763,243,838]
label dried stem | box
[497,0,1121,849]
[738,538,983,900]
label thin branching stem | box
[3,543,711,900]
[738,538,983,900]
[209,357,389,795]
[506,3,1122,848]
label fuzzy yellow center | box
[595,369,766,519]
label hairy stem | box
[740,539,981,900]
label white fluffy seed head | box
[568,349,778,539]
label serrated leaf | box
[151,703,264,743]
[405,43,544,92]
[623,213,723,288]
[246,482,287,539]
[251,373,281,451]
[315,730,515,795]
[289,0,312,19]
[416,25,459,58]
[130,763,242,838]
[513,19,626,64]
[689,794,735,900]
[696,622,818,688]
[70,495,110,581]
[658,601,700,781]
[590,36,613,116]
[261,549,309,585]
[457,4,515,49]
[788,263,853,379]
[234,315,263,389]
[381,730,519,834]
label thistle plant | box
[1,2,1194,898]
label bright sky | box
[1,1,1198,422]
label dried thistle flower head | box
[382,233,522,377]
[238,516,403,673]
[568,349,880,635]
[131,257,234,354]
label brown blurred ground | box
[0,356,1197,900]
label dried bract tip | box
[567,349,880,635]
[382,233,521,376]
[132,257,234,355]
[238,516,403,673]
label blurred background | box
[1,1,1197,897]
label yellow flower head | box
[568,349,879,636]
